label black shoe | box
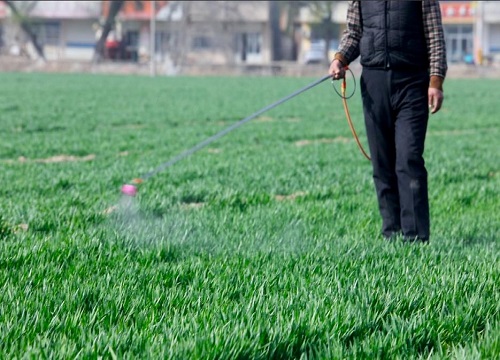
[383,231,402,242]
[402,235,429,244]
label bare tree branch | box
[4,0,45,60]
[300,1,337,64]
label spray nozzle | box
[121,178,144,196]
[121,184,138,197]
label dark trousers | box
[360,68,430,240]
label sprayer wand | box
[121,74,332,197]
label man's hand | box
[428,88,444,114]
[329,59,346,80]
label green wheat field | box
[0,72,498,358]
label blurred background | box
[0,0,499,77]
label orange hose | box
[341,77,371,161]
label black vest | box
[359,1,428,70]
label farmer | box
[329,1,447,242]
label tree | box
[278,1,338,64]
[306,1,337,63]
[93,1,166,63]
[279,1,306,61]
[93,0,125,62]
[4,0,45,60]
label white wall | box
[29,19,96,61]
[488,24,500,53]
[484,2,500,23]
[61,19,97,60]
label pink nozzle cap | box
[121,184,137,197]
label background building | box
[1,1,499,72]
[1,1,100,60]
[475,1,500,64]
[440,1,475,63]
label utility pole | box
[150,0,156,77]
[269,0,282,61]
[474,0,484,65]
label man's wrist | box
[430,75,444,91]
[333,52,348,67]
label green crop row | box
[0,73,498,358]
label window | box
[155,31,179,57]
[446,25,459,35]
[155,31,166,54]
[444,24,473,63]
[245,33,261,55]
[44,23,60,45]
[125,30,139,47]
[192,36,211,50]
[31,21,60,46]
[238,32,263,62]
